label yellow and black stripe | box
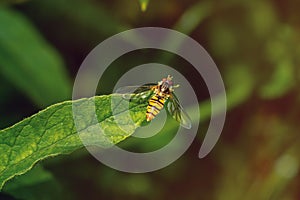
[146,94,167,121]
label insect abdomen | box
[146,94,166,121]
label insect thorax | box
[153,85,171,99]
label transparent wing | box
[115,84,155,94]
[115,84,156,100]
[167,93,192,129]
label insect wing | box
[115,84,156,100]
[168,93,192,129]
[115,85,152,94]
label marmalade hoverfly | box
[116,75,192,129]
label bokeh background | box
[0,0,299,199]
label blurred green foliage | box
[0,0,299,199]
[3,165,66,200]
[0,9,71,108]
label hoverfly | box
[116,75,192,129]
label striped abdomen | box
[146,94,167,121]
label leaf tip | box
[139,0,149,12]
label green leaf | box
[0,8,71,107]
[0,94,148,190]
